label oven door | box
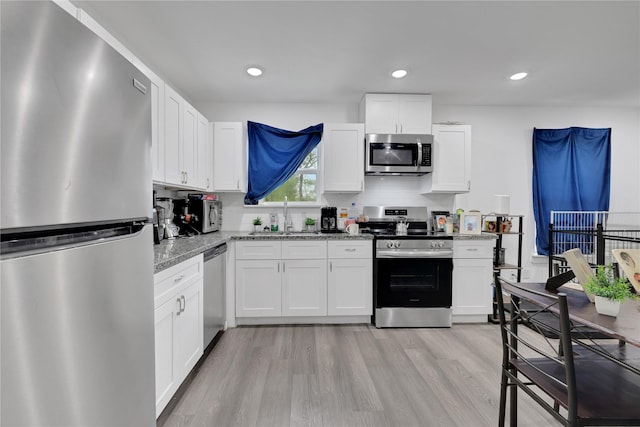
[375,257,452,308]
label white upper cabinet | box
[322,123,365,193]
[360,94,432,134]
[182,102,198,187]
[163,84,204,189]
[420,124,472,193]
[132,57,165,184]
[196,113,213,191]
[164,84,183,186]
[212,122,244,192]
[77,9,133,62]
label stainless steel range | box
[362,206,453,328]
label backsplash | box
[209,176,456,232]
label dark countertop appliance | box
[321,207,339,233]
[188,194,222,234]
[365,133,433,175]
[361,206,453,328]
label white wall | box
[197,100,640,281]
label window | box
[263,148,319,204]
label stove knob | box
[386,241,395,249]
[438,241,445,248]
[430,241,438,249]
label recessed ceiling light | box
[246,67,263,77]
[391,69,408,79]
[510,72,528,81]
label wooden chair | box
[495,277,640,426]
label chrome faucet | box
[284,196,293,232]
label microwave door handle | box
[209,205,218,226]
[416,141,422,169]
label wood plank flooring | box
[158,324,560,427]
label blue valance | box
[244,121,323,205]
[532,127,611,255]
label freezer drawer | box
[1,225,155,426]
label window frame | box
[258,145,323,207]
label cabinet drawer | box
[282,241,327,259]
[154,254,203,306]
[453,242,493,259]
[236,241,282,259]
[328,240,372,259]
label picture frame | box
[459,212,482,235]
[431,211,450,232]
[612,249,640,294]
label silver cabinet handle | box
[400,124,403,133]
[237,179,240,189]
[176,298,182,315]
[330,261,332,272]
[206,178,210,189]
[282,261,285,273]
[395,124,398,133]
[277,262,280,273]
[174,275,185,283]
[345,248,356,252]
[181,295,186,313]
[467,248,478,252]
[468,180,471,190]
[186,172,189,183]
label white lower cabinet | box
[282,259,327,316]
[154,255,203,418]
[452,240,493,322]
[235,239,372,320]
[235,259,281,317]
[327,241,372,316]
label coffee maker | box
[320,207,338,233]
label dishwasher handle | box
[204,242,227,261]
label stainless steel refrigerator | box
[1,2,155,425]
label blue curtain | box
[244,121,323,205]
[532,127,611,255]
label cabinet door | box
[398,95,432,134]
[282,259,327,316]
[154,297,179,418]
[196,113,212,190]
[364,94,399,134]
[164,85,183,185]
[236,260,281,316]
[327,258,373,316]
[175,279,203,380]
[323,123,365,192]
[420,124,471,193]
[182,102,198,187]
[452,258,493,315]
[213,122,243,191]
[133,58,165,183]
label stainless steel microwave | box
[365,133,433,175]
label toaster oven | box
[189,199,221,233]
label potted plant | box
[584,264,637,317]
[304,217,316,232]
[252,216,263,233]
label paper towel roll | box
[495,195,510,215]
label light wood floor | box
[158,323,559,427]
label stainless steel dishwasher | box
[203,242,227,350]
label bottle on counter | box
[348,202,358,220]
[270,213,279,232]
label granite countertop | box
[154,231,373,273]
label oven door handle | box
[376,249,453,258]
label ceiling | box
[72,1,640,108]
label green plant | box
[252,217,263,226]
[304,217,316,226]
[584,264,637,302]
